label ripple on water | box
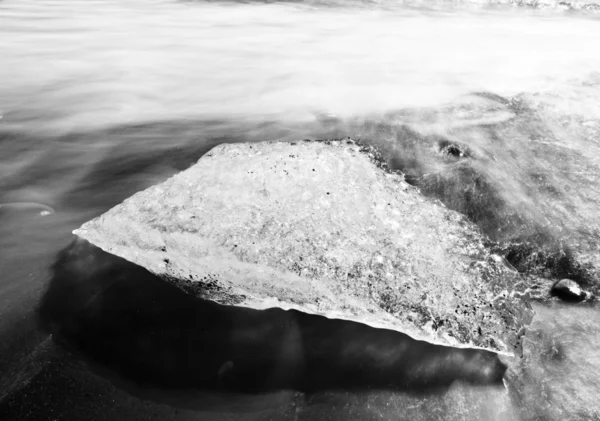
[0,202,55,216]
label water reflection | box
[39,239,507,398]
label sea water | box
[1,0,600,419]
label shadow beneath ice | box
[37,239,507,410]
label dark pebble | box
[551,278,589,302]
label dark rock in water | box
[551,279,589,302]
[438,140,472,159]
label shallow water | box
[510,303,600,420]
[1,0,600,419]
